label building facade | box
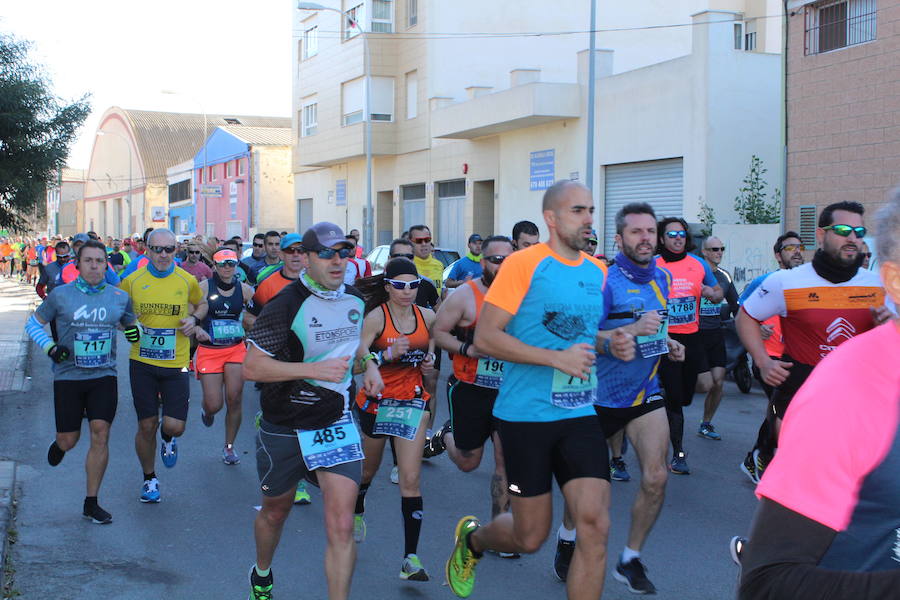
[45,168,85,238]
[167,159,195,238]
[784,0,892,249]
[292,0,784,254]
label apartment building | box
[45,168,86,238]
[783,0,895,251]
[293,0,784,254]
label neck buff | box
[658,246,686,263]
[74,276,106,295]
[147,261,175,278]
[615,252,656,284]
[812,248,862,284]
[213,271,236,291]
[466,251,481,262]
[300,269,345,300]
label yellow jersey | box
[414,255,445,293]
[119,266,203,368]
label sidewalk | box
[0,278,38,394]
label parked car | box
[366,245,460,277]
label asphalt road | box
[0,335,761,600]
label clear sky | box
[0,0,292,170]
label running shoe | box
[400,553,430,581]
[729,536,748,566]
[82,502,113,525]
[201,411,214,427]
[390,465,399,485]
[553,537,575,582]
[223,444,240,465]
[160,437,178,468]
[614,557,657,594]
[753,449,768,481]
[248,566,273,600]
[294,481,311,505]
[740,452,759,484]
[610,456,631,482]
[47,441,65,466]
[140,478,161,503]
[423,420,451,459]
[445,515,481,598]
[353,513,367,543]
[670,452,690,475]
[698,422,722,440]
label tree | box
[734,155,781,224]
[0,34,90,232]
[698,200,716,237]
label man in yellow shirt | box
[120,228,206,503]
[409,225,445,295]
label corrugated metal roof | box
[220,125,292,146]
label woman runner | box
[193,248,254,464]
[353,258,436,582]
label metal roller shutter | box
[603,158,684,256]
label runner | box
[242,233,268,283]
[62,233,121,285]
[552,203,685,592]
[181,241,214,282]
[737,201,889,446]
[119,228,206,503]
[409,225,444,296]
[194,248,254,465]
[655,218,723,475]
[738,232,804,484]
[352,257,436,581]
[428,235,517,540]
[445,180,636,600]
[36,240,73,299]
[343,235,372,285]
[25,240,140,524]
[695,236,739,440]
[737,194,900,599]
[249,230,283,283]
[220,238,251,283]
[243,222,381,600]
[445,234,484,288]
[511,220,540,251]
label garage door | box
[603,158,683,256]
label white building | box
[292,0,784,254]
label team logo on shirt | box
[825,317,856,343]
[347,309,361,324]
[73,305,108,322]
[542,310,588,341]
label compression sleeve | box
[25,315,54,352]
[739,499,900,600]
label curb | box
[0,460,16,581]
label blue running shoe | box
[698,421,722,440]
[160,438,178,468]
[670,452,690,475]
[610,456,631,482]
[140,477,161,503]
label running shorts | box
[129,359,190,421]
[53,376,117,432]
[697,327,726,371]
[448,379,498,451]
[194,342,247,378]
[594,398,665,439]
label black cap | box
[301,222,353,252]
[468,233,482,243]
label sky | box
[0,0,293,170]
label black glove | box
[47,344,70,364]
[124,325,141,343]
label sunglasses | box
[385,278,421,290]
[779,243,806,253]
[216,260,238,267]
[665,230,687,239]
[823,224,867,238]
[390,253,415,260]
[706,246,725,252]
[253,242,264,248]
[411,237,432,244]
[863,252,872,258]
[484,255,507,265]
[586,239,598,245]
[282,246,304,255]
[188,250,201,255]
[316,247,352,259]
[149,245,177,254]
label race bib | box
[73,330,112,368]
[699,298,723,317]
[636,310,669,359]
[373,398,427,440]
[550,367,596,409]
[211,319,244,345]
[139,327,177,361]
[668,296,697,326]
[474,358,504,389]
[297,411,363,470]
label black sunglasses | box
[484,255,507,265]
[253,242,264,247]
[149,245,176,255]
[390,253,415,260]
[188,250,201,254]
[317,248,352,260]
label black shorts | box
[448,379,498,451]
[53,376,118,433]
[771,357,814,418]
[129,359,190,421]
[697,327,726,371]
[594,398,665,439]
[256,418,361,497]
[497,416,609,497]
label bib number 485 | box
[312,426,347,446]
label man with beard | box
[737,201,890,447]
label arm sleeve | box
[739,499,900,600]
[726,281,740,318]
[742,271,786,321]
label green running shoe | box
[353,513,367,543]
[293,481,311,505]
[445,515,481,598]
[248,566,273,600]
[400,553,430,581]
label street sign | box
[201,184,223,198]
[530,149,555,191]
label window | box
[238,158,245,176]
[734,23,744,50]
[370,76,394,121]
[208,165,215,181]
[304,26,319,58]
[372,0,393,33]
[405,71,418,120]
[342,77,365,125]
[408,0,417,26]
[345,3,364,40]
[168,180,191,204]
[226,161,234,178]
[805,0,876,55]
[744,20,757,51]
[303,100,318,136]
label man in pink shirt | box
[181,243,213,282]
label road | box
[0,283,761,600]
